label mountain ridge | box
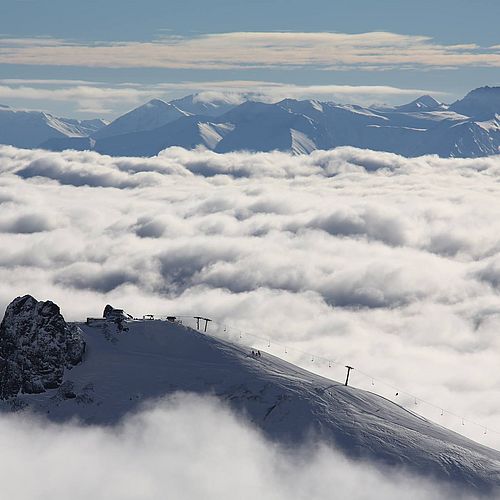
[450,86,500,119]
[2,87,500,158]
[0,106,106,149]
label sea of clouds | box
[1,144,500,454]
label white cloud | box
[0,84,148,115]
[0,79,444,118]
[0,394,478,500]
[0,79,101,86]
[156,81,445,99]
[0,32,499,70]
[1,145,500,450]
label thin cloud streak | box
[0,80,445,117]
[0,32,499,70]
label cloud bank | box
[0,79,443,118]
[1,145,500,449]
[0,394,478,500]
[1,32,500,70]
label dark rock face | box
[103,304,129,319]
[0,295,85,399]
[103,304,116,318]
[102,304,131,332]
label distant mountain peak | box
[0,106,101,148]
[170,93,242,117]
[450,86,500,119]
[396,95,445,112]
[145,98,169,107]
[191,91,244,105]
[6,86,500,159]
[467,85,500,95]
[92,98,189,139]
[278,98,324,114]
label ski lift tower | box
[194,316,212,332]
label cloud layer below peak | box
[0,394,477,500]
[1,145,500,449]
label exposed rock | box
[103,304,131,320]
[103,304,132,332]
[0,295,85,399]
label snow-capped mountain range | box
[0,105,108,149]
[0,295,499,493]
[2,86,500,157]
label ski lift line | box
[211,321,500,436]
[155,315,500,439]
[243,329,497,436]
[211,320,338,366]
[340,369,500,437]
[237,333,500,437]
[209,320,494,434]
[352,367,500,435]
[215,321,495,435]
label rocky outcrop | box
[104,304,121,319]
[102,304,132,332]
[0,295,85,399]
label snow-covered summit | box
[92,98,189,139]
[0,298,499,492]
[170,93,243,117]
[396,95,446,112]
[0,106,103,148]
[6,86,500,158]
[450,86,500,119]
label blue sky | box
[1,0,499,118]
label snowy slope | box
[170,93,242,117]
[215,101,320,154]
[416,117,500,157]
[59,117,108,136]
[2,317,499,492]
[450,86,500,119]
[94,116,235,156]
[32,86,500,158]
[395,95,447,113]
[0,107,98,148]
[92,99,189,139]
